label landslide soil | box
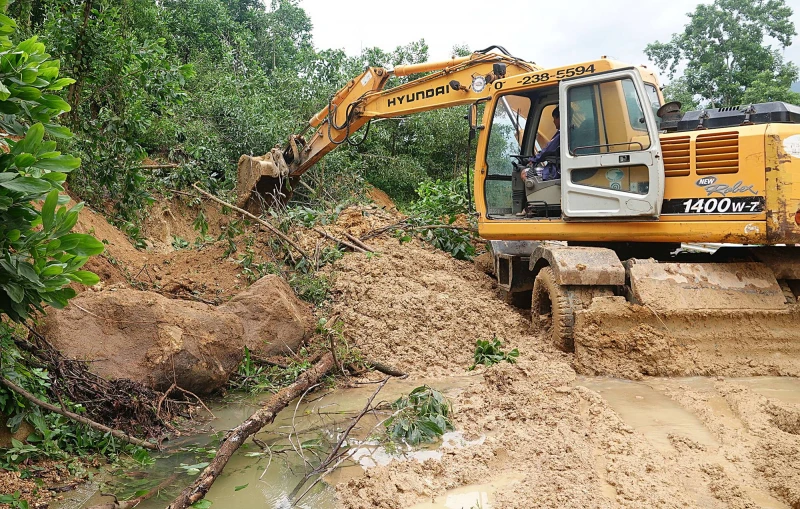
[327,228,800,508]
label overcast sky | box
[299,0,800,84]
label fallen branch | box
[289,377,390,503]
[166,352,335,509]
[192,183,310,262]
[364,358,408,378]
[0,376,157,450]
[313,227,368,253]
[344,232,377,253]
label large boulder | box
[40,275,312,394]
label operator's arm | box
[529,131,560,165]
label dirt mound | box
[327,237,542,377]
[366,186,396,211]
[41,275,311,394]
[71,196,276,302]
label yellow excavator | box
[238,46,800,376]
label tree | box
[645,0,797,107]
[662,77,700,112]
[0,4,102,322]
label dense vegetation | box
[5,0,473,224]
[647,0,799,108]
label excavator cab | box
[482,68,665,221]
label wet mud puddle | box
[54,375,476,509]
[577,376,800,509]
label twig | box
[192,183,310,262]
[343,232,377,253]
[406,224,478,233]
[166,352,335,509]
[0,376,157,450]
[312,227,368,253]
[290,377,390,504]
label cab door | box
[558,69,664,219]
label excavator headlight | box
[472,75,487,93]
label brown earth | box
[326,233,800,508]
[40,275,311,394]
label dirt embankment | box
[327,234,800,508]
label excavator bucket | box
[236,148,294,212]
[572,259,800,377]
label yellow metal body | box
[473,59,800,246]
[266,52,800,247]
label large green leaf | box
[58,233,105,256]
[14,122,43,155]
[35,94,70,112]
[34,155,80,172]
[41,189,57,230]
[0,176,50,194]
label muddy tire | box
[531,266,575,352]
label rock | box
[40,275,312,394]
[219,275,312,357]
[0,416,34,447]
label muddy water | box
[54,374,800,509]
[54,376,476,509]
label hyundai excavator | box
[237,46,800,376]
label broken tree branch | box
[313,227,368,253]
[192,183,310,262]
[166,352,335,509]
[0,376,157,450]
[289,377,390,503]
[364,358,408,378]
[343,232,377,253]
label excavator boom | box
[236,50,539,210]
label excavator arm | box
[236,49,539,209]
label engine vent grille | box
[695,131,739,175]
[661,136,691,177]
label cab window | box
[484,94,531,215]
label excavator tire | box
[531,266,575,351]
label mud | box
[328,236,800,508]
[573,297,800,378]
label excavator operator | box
[522,106,561,181]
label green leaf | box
[0,81,9,101]
[14,86,41,100]
[58,234,104,256]
[14,122,44,155]
[234,484,248,491]
[36,94,70,112]
[0,176,51,194]
[41,264,64,276]
[68,270,99,286]
[42,189,58,230]
[43,124,72,139]
[45,77,75,90]
[33,155,80,172]
[190,501,212,509]
[0,100,20,114]
[2,282,24,303]
[7,229,20,241]
[14,153,35,168]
